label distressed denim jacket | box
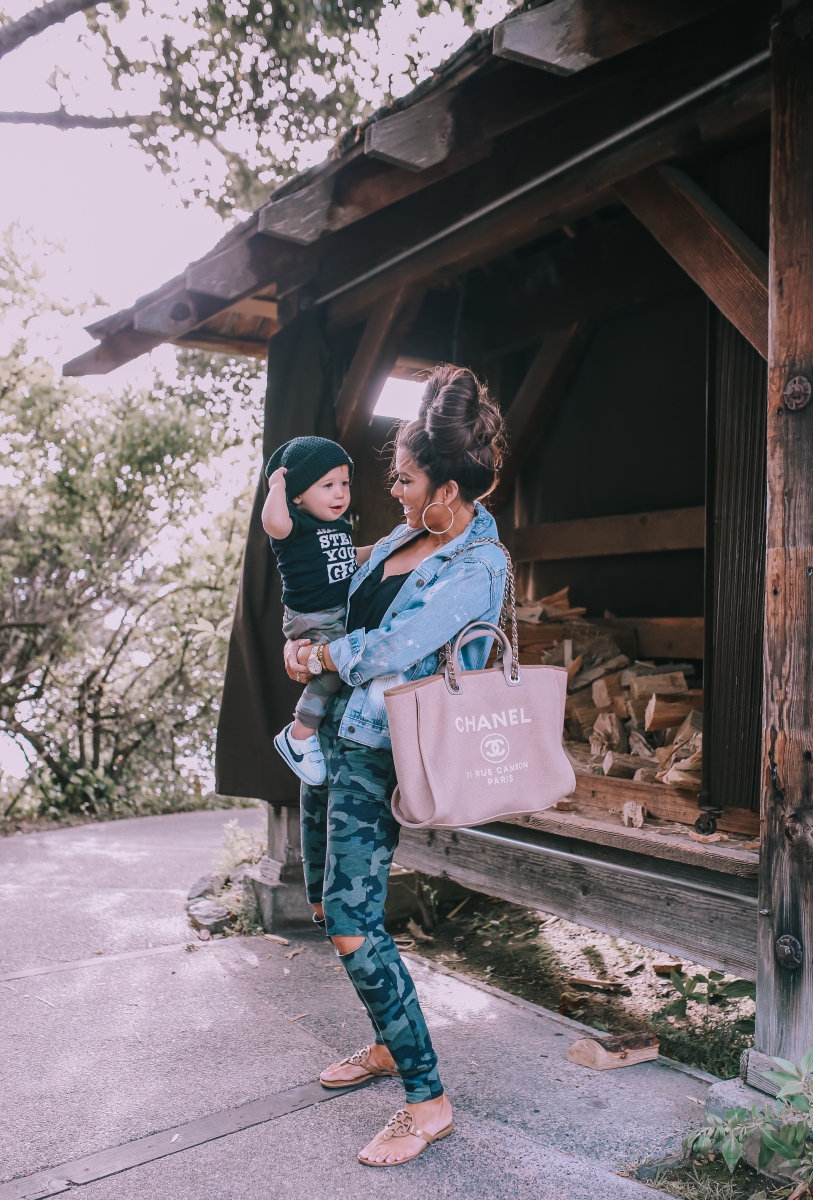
[329,502,507,750]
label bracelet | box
[316,643,327,669]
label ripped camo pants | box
[300,686,443,1103]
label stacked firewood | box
[517,590,703,790]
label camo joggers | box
[300,686,443,1103]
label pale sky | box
[0,0,508,780]
[0,0,510,386]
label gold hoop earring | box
[422,501,455,535]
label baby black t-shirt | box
[270,506,357,613]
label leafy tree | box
[0,0,485,212]
[0,240,262,821]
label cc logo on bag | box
[480,733,509,763]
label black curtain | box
[216,311,337,802]
[702,137,769,814]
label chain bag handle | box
[437,537,518,692]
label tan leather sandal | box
[357,1108,454,1167]
[319,1044,399,1089]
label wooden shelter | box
[66,0,813,1083]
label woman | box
[283,364,507,1167]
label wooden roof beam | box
[322,52,770,331]
[493,0,733,76]
[514,506,705,562]
[615,163,768,359]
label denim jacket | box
[329,502,507,750]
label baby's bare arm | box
[355,544,375,566]
[262,468,293,538]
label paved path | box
[0,810,711,1199]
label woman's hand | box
[284,638,313,682]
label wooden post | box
[756,0,813,1069]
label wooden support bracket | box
[492,0,731,75]
[364,92,454,172]
[615,164,768,360]
[491,322,592,513]
[334,286,426,448]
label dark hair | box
[393,365,505,503]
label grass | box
[646,1160,770,1199]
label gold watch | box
[307,643,324,676]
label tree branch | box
[0,110,140,129]
[0,0,99,60]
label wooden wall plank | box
[396,824,757,978]
[491,322,592,512]
[615,164,768,359]
[493,0,731,76]
[756,3,813,1068]
[514,506,705,562]
[571,774,759,836]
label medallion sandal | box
[357,1108,454,1167]
[319,1044,399,1089]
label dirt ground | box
[390,879,755,1082]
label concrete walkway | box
[0,810,712,1199]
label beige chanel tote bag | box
[385,540,575,830]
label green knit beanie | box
[265,436,354,501]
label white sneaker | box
[273,723,327,786]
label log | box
[592,671,624,709]
[756,6,813,1069]
[514,507,705,562]
[629,672,689,700]
[602,752,642,779]
[615,164,768,359]
[645,692,703,732]
[493,0,729,75]
[567,1031,659,1070]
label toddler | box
[262,436,367,785]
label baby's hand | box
[268,466,287,487]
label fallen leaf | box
[283,948,302,960]
[539,1053,549,1058]
[483,940,492,947]
[688,831,729,844]
[283,968,290,976]
[407,918,434,943]
[263,934,290,946]
[686,1095,704,1105]
[624,961,646,976]
[289,1013,309,1022]
[170,1134,179,1144]
[745,841,760,852]
[652,961,682,976]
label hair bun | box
[419,365,503,460]
[393,364,505,505]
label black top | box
[270,506,357,613]
[347,560,410,634]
